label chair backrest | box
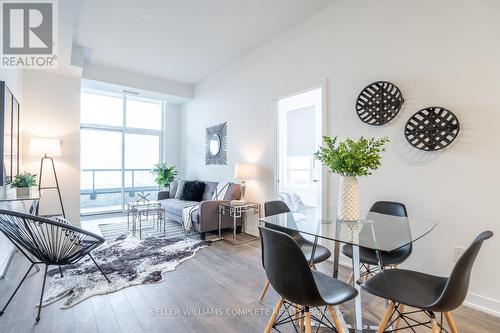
[263,200,304,243]
[0,209,104,265]
[370,201,408,217]
[431,231,493,312]
[259,226,323,306]
[370,201,413,260]
[264,200,291,217]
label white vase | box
[337,176,360,222]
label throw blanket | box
[279,191,305,212]
[182,182,231,231]
[182,204,199,231]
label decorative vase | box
[337,176,360,221]
[16,187,30,197]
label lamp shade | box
[234,163,257,180]
[29,138,61,157]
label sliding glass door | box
[80,90,163,215]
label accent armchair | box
[0,210,110,322]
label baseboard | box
[0,244,15,279]
[464,292,500,318]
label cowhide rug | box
[42,234,210,308]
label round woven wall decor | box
[356,81,404,125]
[404,107,460,151]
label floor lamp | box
[29,138,66,218]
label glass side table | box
[127,200,165,239]
[218,202,260,245]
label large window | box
[80,91,164,215]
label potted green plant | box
[151,163,177,191]
[10,172,38,197]
[314,136,389,221]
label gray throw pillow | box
[175,180,186,199]
[169,181,178,198]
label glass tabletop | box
[128,200,160,208]
[0,188,40,202]
[259,210,437,252]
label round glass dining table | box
[259,209,437,333]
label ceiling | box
[74,0,336,84]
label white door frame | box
[273,80,327,213]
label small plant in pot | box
[151,162,177,191]
[10,172,38,197]
[314,135,389,221]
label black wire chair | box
[0,209,110,322]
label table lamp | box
[234,163,257,203]
[29,137,65,217]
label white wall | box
[0,69,23,277]
[181,0,500,315]
[165,103,182,170]
[0,69,23,101]
[22,70,81,225]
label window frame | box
[80,89,165,216]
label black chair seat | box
[363,269,448,310]
[313,270,358,305]
[342,244,409,266]
[300,240,331,264]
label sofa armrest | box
[157,191,170,200]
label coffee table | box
[127,200,165,238]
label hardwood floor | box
[0,230,499,332]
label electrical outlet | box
[453,246,466,262]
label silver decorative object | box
[205,122,227,165]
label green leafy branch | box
[10,172,38,188]
[314,135,389,177]
[151,162,177,188]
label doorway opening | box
[276,87,324,218]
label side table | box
[127,200,165,239]
[218,202,260,245]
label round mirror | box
[209,134,221,156]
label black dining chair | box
[342,201,411,284]
[0,210,110,322]
[363,231,493,333]
[259,200,331,301]
[259,226,357,333]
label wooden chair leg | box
[377,301,395,333]
[431,316,440,333]
[299,307,305,332]
[444,312,459,333]
[347,272,353,285]
[304,309,312,333]
[293,305,300,325]
[259,280,270,301]
[327,305,345,333]
[393,304,405,330]
[264,298,284,333]
[364,265,370,282]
